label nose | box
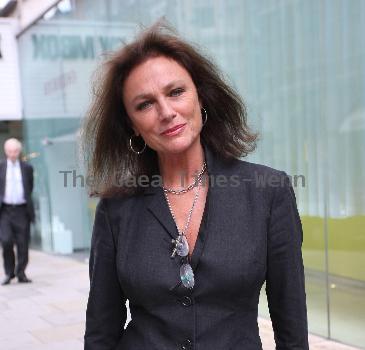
[157,97,176,121]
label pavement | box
[0,249,361,350]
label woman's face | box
[122,55,203,156]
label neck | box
[158,140,205,188]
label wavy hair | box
[80,20,258,197]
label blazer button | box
[180,296,192,307]
[180,338,192,349]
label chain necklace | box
[164,174,203,241]
[163,170,206,289]
[162,161,207,195]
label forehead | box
[123,56,193,95]
[4,141,20,151]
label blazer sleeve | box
[265,172,309,350]
[27,164,34,194]
[29,164,34,194]
[84,199,127,349]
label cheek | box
[186,114,202,135]
[180,96,201,121]
[190,106,202,128]
[131,114,157,136]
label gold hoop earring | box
[129,134,146,154]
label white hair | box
[4,138,22,152]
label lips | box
[161,124,186,135]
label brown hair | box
[80,20,258,197]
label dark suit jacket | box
[84,142,309,350]
[0,159,35,222]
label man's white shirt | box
[3,159,26,205]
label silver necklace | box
[162,161,207,195]
[163,172,205,289]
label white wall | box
[13,0,61,32]
[0,18,22,120]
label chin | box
[163,137,199,155]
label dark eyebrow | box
[132,80,186,103]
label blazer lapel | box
[143,142,224,252]
[0,161,7,197]
[144,185,178,240]
[20,161,28,195]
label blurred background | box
[0,0,364,348]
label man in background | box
[0,138,35,285]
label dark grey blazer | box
[0,160,35,222]
[84,142,309,350]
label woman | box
[83,22,309,350]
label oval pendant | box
[180,263,195,289]
[176,235,189,257]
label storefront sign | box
[32,34,122,60]
[18,20,135,119]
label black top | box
[84,142,309,350]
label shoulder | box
[96,193,144,221]
[238,160,299,211]
[218,157,294,210]
[223,157,289,191]
[235,158,285,178]
[20,161,33,171]
[94,194,142,246]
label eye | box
[136,100,152,111]
[169,88,185,97]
